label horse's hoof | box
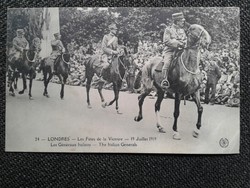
[173,131,181,140]
[157,124,166,133]
[18,91,24,95]
[101,102,107,108]
[87,104,92,109]
[192,129,200,138]
[134,116,142,122]
[44,94,50,98]
[117,110,123,114]
[9,92,15,97]
[29,96,34,100]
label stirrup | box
[161,79,170,89]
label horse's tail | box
[134,70,142,89]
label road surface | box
[6,79,240,154]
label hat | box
[172,12,185,20]
[54,33,61,38]
[16,29,24,34]
[109,23,118,30]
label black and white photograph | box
[5,7,240,153]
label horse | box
[41,53,70,99]
[8,49,38,100]
[134,24,211,140]
[84,48,131,114]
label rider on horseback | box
[8,29,29,65]
[98,23,119,82]
[161,12,187,89]
[43,32,65,74]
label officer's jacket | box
[51,39,65,53]
[207,61,222,84]
[163,24,187,52]
[102,33,118,56]
[12,37,29,52]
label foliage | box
[7,8,240,52]
[7,8,44,48]
[59,7,239,51]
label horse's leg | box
[18,73,27,95]
[8,71,15,97]
[60,75,67,100]
[14,73,18,90]
[173,93,182,140]
[192,90,203,138]
[97,82,106,108]
[28,70,34,100]
[106,83,117,107]
[134,89,151,122]
[43,70,48,96]
[155,89,166,133]
[45,73,53,98]
[86,74,93,108]
[115,81,123,114]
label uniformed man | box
[161,12,187,89]
[8,29,29,63]
[46,32,65,73]
[99,23,119,81]
[204,60,221,105]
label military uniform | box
[205,61,221,104]
[98,24,119,79]
[161,12,187,88]
[101,32,118,68]
[8,29,29,63]
[45,33,65,73]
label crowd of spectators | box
[47,39,239,108]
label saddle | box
[155,50,183,72]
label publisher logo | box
[219,138,229,148]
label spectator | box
[204,60,221,105]
[226,84,240,107]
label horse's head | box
[23,49,37,67]
[186,24,211,50]
[118,46,132,69]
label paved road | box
[6,79,240,154]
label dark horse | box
[84,48,131,114]
[134,24,211,140]
[8,49,38,99]
[41,53,70,99]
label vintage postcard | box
[6,7,240,153]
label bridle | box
[180,26,205,75]
[61,54,70,65]
[117,55,129,81]
[186,26,205,49]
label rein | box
[180,51,199,75]
[26,51,36,63]
[117,56,128,81]
[61,54,70,65]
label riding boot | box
[161,68,170,89]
